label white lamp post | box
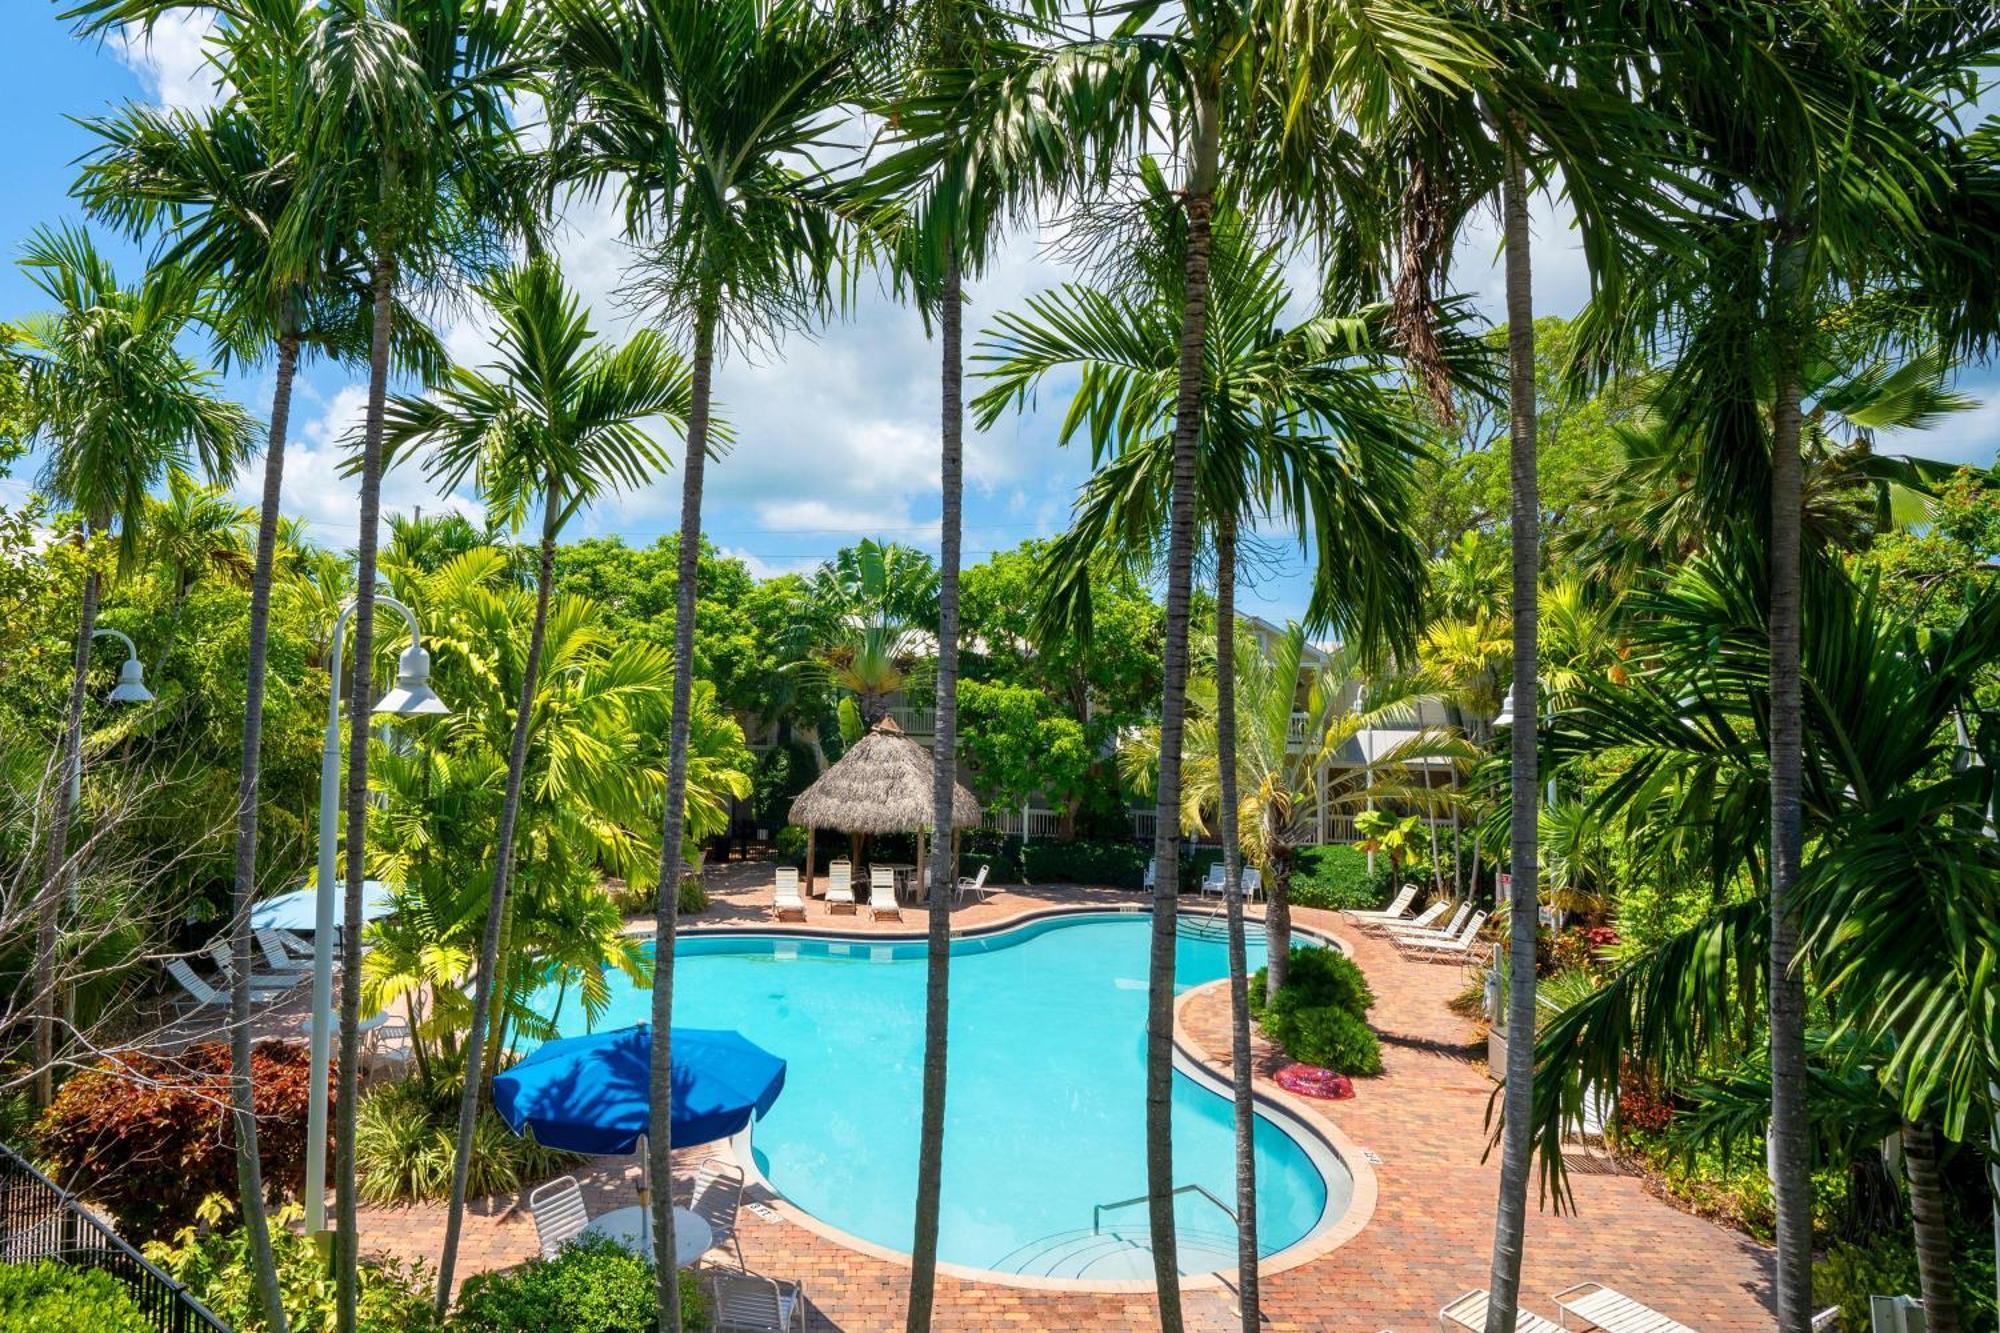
[68,628,153,805]
[304,595,448,1236]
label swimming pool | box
[521,911,1351,1281]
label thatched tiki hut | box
[788,716,981,902]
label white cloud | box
[253,384,483,548]
[113,14,223,112]
[719,547,820,581]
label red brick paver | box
[353,877,1776,1330]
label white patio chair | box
[825,860,856,913]
[168,958,289,1012]
[1440,1290,1563,1333]
[528,1175,590,1260]
[207,938,308,991]
[1241,866,1263,901]
[711,1270,806,1332]
[955,863,993,905]
[363,1017,411,1082]
[1551,1282,1698,1333]
[689,1157,745,1268]
[257,929,315,974]
[772,867,806,922]
[867,866,901,921]
[1358,899,1446,936]
[1198,862,1228,896]
[1387,900,1472,943]
[1399,910,1492,963]
[1344,884,1417,924]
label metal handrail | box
[1092,1182,1238,1235]
[0,1143,228,1332]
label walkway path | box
[355,872,1777,1330]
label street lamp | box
[304,595,449,1236]
[68,629,152,804]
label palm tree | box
[795,540,940,727]
[289,6,537,1319]
[143,472,255,656]
[377,257,695,1311]
[545,2,862,1319]
[1527,551,2000,1331]
[976,184,1435,1325]
[5,225,251,1110]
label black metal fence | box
[0,1142,229,1333]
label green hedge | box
[1250,945,1382,1076]
[452,1234,708,1331]
[0,1262,151,1333]
[1288,845,1396,911]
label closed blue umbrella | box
[492,1023,786,1154]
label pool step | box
[987,1226,1243,1281]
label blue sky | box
[3,9,1996,629]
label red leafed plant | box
[38,1042,330,1241]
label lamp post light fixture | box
[304,594,449,1237]
[68,628,152,805]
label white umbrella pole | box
[637,1133,653,1255]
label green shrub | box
[146,1197,438,1332]
[959,832,1024,885]
[773,825,807,863]
[1286,845,1381,911]
[1250,946,1374,1019]
[357,1077,576,1205]
[0,1261,150,1333]
[677,876,710,916]
[1263,1002,1383,1076]
[451,1234,709,1332]
[1021,839,1150,888]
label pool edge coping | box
[683,904,1377,1296]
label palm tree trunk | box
[230,327,301,1333]
[1212,513,1260,1330]
[651,303,716,1333]
[434,483,561,1314]
[908,252,964,1333]
[1145,81,1221,1333]
[1485,137,1540,1333]
[337,252,397,1333]
[1901,1118,1961,1333]
[34,559,99,1108]
[1767,227,1814,1333]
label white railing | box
[1287,710,1310,747]
[886,703,936,735]
[982,805,1065,841]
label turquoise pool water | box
[522,912,1346,1278]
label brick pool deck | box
[353,867,1777,1330]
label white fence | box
[981,805,1067,841]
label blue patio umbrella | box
[251,880,396,935]
[492,1023,786,1155]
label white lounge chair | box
[955,863,993,905]
[867,867,901,920]
[1344,884,1417,924]
[1388,900,1472,943]
[1400,909,1491,962]
[772,867,806,922]
[1441,1290,1563,1333]
[1552,1283,1698,1333]
[1359,900,1447,936]
[711,1269,806,1332]
[257,929,315,974]
[206,938,308,991]
[528,1175,589,1260]
[690,1157,745,1268]
[825,860,856,914]
[167,958,288,1011]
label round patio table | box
[583,1204,711,1267]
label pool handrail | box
[1092,1182,1237,1235]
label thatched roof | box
[789,716,982,835]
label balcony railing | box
[0,1143,227,1332]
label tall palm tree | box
[976,184,1435,1326]
[794,540,940,728]
[289,5,538,1321]
[5,225,251,1110]
[377,257,695,1311]
[545,2,862,1320]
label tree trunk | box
[337,253,397,1333]
[35,558,99,1108]
[1767,227,1814,1333]
[435,483,561,1313]
[230,328,300,1333]
[651,304,716,1333]
[1485,137,1540,1333]
[1144,81,1220,1333]
[907,252,964,1333]
[1899,1118,1961,1333]
[1213,514,1260,1329]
